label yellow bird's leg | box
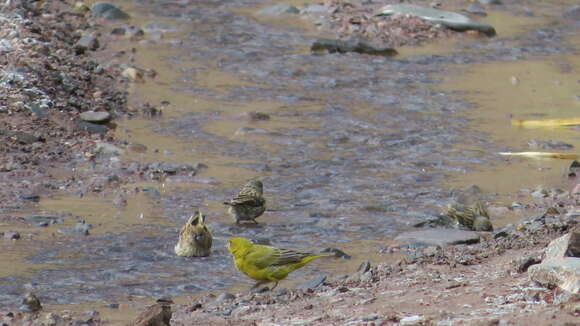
[251,219,259,224]
[251,280,268,289]
[269,282,279,291]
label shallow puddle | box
[442,56,580,204]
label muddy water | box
[1,0,580,319]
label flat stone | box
[215,292,235,302]
[74,120,109,134]
[528,139,573,150]
[311,38,397,56]
[464,4,487,17]
[256,4,299,15]
[395,229,480,246]
[28,104,48,118]
[377,4,496,36]
[529,258,580,294]
[297,275,326,290]
[544,232,580,261]
[80,111,111,123]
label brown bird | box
[224,180,266,224]
[174,211,212,257]
[445,201,493,231]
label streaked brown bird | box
[224,180,266,224]
[445,201,493,231]
[174,211,212,257]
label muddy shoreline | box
[1,0,580,325]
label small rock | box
[357,261,371,274]
[21,293,42,312]
[510,76,520,85]
[19,194,40,202]
[74,2,90,12]
[512,256,541,273]
[95,142,124,156]
[256,4,300,15]
[528,139,573,150]
[74,120,109,134]
[75,34,99,54]
[45,312,61,326]
[531,187,549,198]
[91,2,130,20]
[399,315,427,326]
[143,21,177,33]
[247,111,270,121]
[28,104,48,118]
[311,37,397,56]
[7,131,40,145]
[113,194,127,207]
[129,301,172,326]
[122,67,144,82]
[142,187,161,197]
[74,221,92,235]
[298,275,326,290]
[80,111,111,123]
[464,4,487,16]
[4,231,20,240]
[215,292,235,302]
[128,143,148,153]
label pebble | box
[122,67,144,82]
[256,4,300,15]
[80,111,111,123]
[75,34,99,54]
[400,315,427,326]
[297,275,326,289]
[95,142,124,156]
[128,143,148,153]
[74,221,92,235]
[74,120,109,134]
[216,292,235,302]
[91,2,130,20]
[4,231,20,240]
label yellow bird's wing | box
[247,245,310,269]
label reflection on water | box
[1,0,580,320]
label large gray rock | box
[395,229,480,246]
[529,258,580,294]
[377,4,496,36]
[544,232,580,261]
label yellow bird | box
[227,237,332,290]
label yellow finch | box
[174,211,212,257]
[227,237,331,290]
[223,180,266,224]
